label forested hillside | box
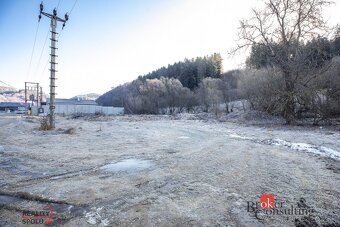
[138,53,223,89]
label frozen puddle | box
[100,159,153,173]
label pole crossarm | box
[41,12,67,23]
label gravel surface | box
[0,114,339,226]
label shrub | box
[39,117,52,131]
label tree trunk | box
[283,72,295,124]
[225,102,229,114]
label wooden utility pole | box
[39,3,68,128]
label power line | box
[69,0,78,15]
[26,22,40,82]
[0,80,17,89]
[35,29,49,80]
[57,0,61,9]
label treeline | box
[97,69,240,115]
[138,53,223,89]
[247,37,340,69]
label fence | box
[40,105,124,115]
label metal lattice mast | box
[39,3,68,128]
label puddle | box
[100,159,153,173]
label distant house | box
[0,91,16,95]
[0,102,26,112]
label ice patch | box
[267,139,340,161]
[0,145,4,152]
[100,159,153,173]
[178,136,190,139]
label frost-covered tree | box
[233,0,335,124]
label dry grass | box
[39,117,53,131]
[64,127,76,135]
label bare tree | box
[160,77,192,114]
[197,78,223,114]
[239,68,286,114]
[233,0,334,124]
[121,77,195,114]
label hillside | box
[0,86,49,103]
[71,93,100,101]
[0,86,24,103]
[0,86,16,92]
[97,53,227,108]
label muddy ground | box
[0,114,339,226]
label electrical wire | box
[57,0,61,9]
[69,0,78,16]
[35,30,49,80]
[26,22,40,82]
[0,80,17,89]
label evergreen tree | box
[138,53,223,90]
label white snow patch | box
[99,218,110,227]
[50,176,63,180]
[268,139,340,160]
[178,136,190,139]
[100,159,153,173]
[85,207,109,226]
[67,205,73,212]
[228,134,252,140]
[85,213,97,225]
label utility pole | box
[39,2,68,128]
[40,87,43,107]
[24,82,40,112]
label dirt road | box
[0,115,339,226]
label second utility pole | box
[39,3,68,128]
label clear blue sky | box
[1,0,339,98]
